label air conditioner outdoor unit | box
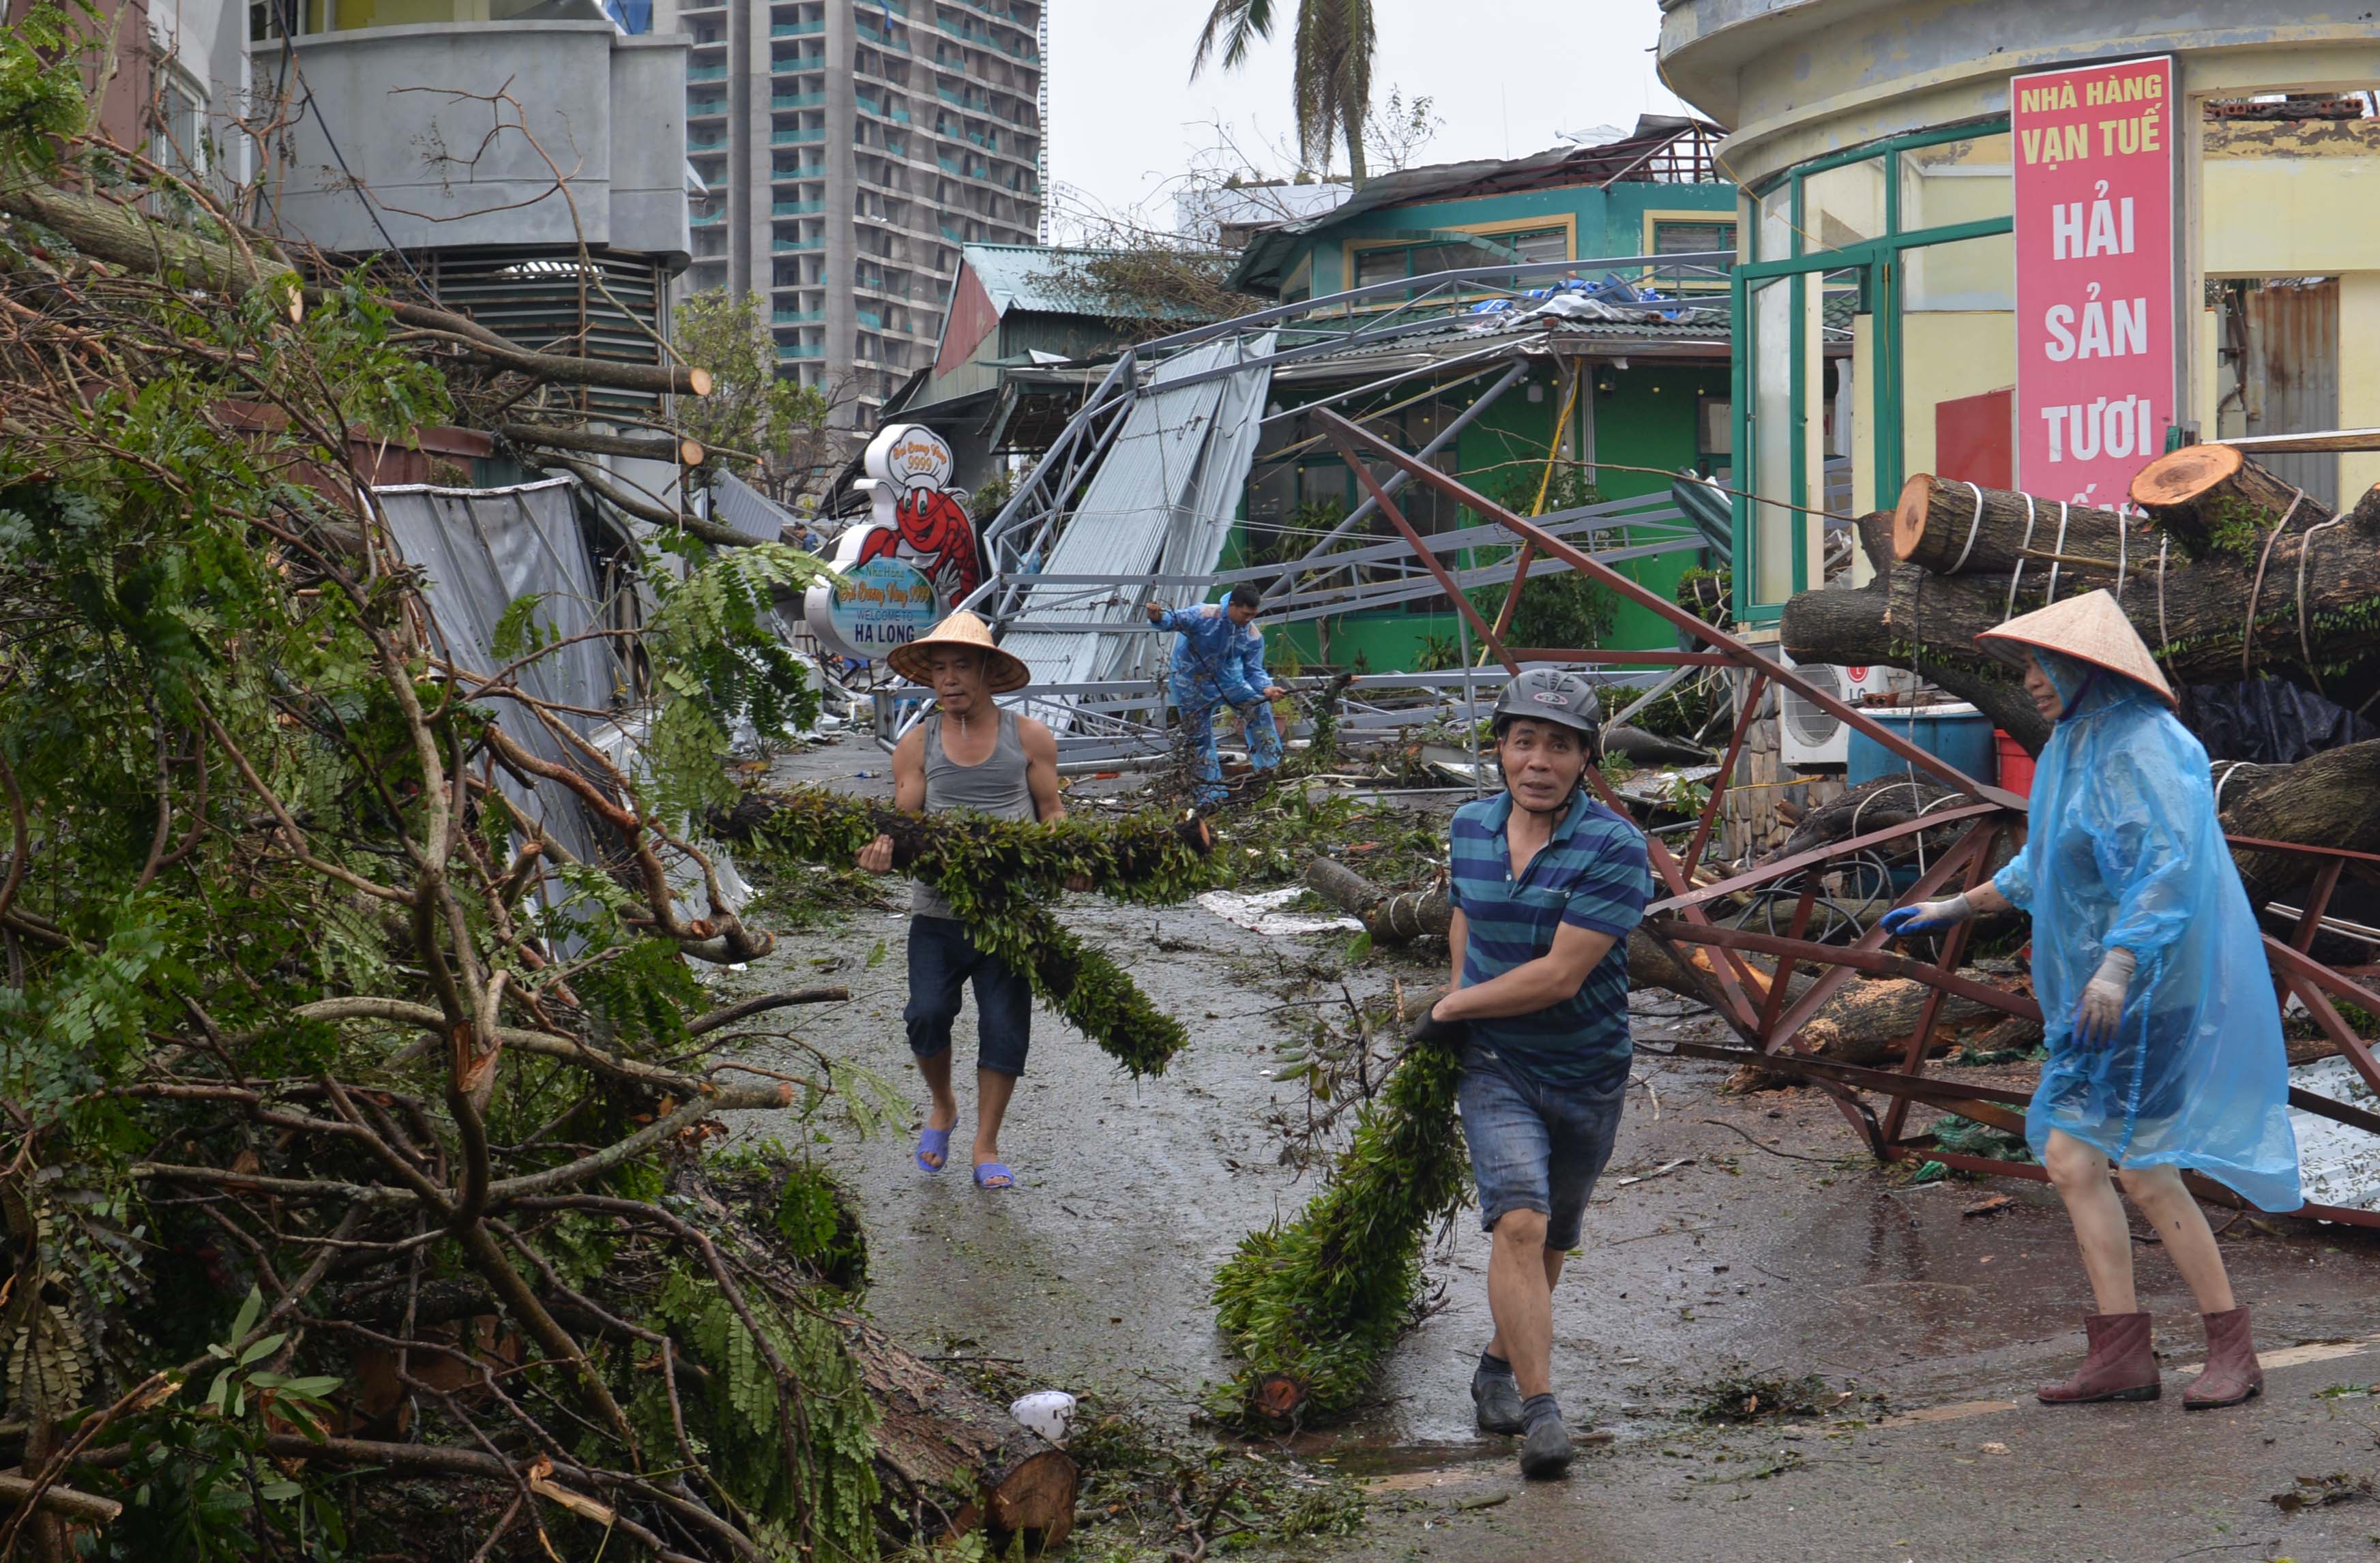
[1776,653,1915,768]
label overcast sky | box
[1042,0,1692,229]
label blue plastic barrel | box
[1845,703,1997,788]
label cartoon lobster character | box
[854,486,982,604]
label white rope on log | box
[2241,488,2307,681]
[2003,494,2041,622]
[2294,511,2350,695]
[1949,480,1988,574]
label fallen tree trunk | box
[1782,534,2380,754]
[1892,475,2139,576]
[2130,443,2333,556]
[2216,737,2380,904]
[1853,510,1898,576]
[499,423,706,466]
[842,1315,1077,1549]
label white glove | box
[1880,892,1975,937]
[2072,947,2136,1047]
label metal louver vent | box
[1781,662,1845,748]
[419,248,669,416]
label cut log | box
[1853,510,1898,576]
[2128,444,2335,557]
[1772,777,1964,863]
[840,1314,1076,1551]
[1891,475,2139,576]
[2350,483,2380,529]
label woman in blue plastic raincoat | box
[1881,589,2297,1411]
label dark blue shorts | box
[1458,1045,1627,1251]
[905,915,1032,1076]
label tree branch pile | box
[0,59,1072,1559]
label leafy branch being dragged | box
[713,788,1218,1077]
[1211,989,1471,1427]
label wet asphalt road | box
[715,739,2380,1563]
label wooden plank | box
[2213,426,2380,455]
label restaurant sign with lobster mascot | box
[804,423,988,660]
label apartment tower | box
[677,0,1044,428]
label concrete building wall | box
[1664,0,2380,464]
[266,20,686,258]
[679,0,1042,430]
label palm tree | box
[1190,0,1376,186]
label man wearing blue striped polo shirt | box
[1411,668,1649,1479]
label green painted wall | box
[1229,359,1727,675]
[1588,360,1733,649]
[1290,180,1735,295]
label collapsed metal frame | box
[1314,404,2380,1227]
[905,250,1742,757]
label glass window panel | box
[1654,220,1736,255]
[1749,275,1796,606]
[1898,236,2018,492]
[1353,248,1407,288]
[1897,132,2013,235]
[1802,157,1887,252]
[1902,230,2014,312]
[1409,242,1478,276]
[1507,227,1568,264]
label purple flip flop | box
[972,1161,1014,1190]
[915,1126,952,1174]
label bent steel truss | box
[1312,405,2380,1227]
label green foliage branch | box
[716,788,1218,1076]
[1209,1025,1468,1425]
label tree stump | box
[840,1315,1077,1551]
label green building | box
[1224,117,1740,672]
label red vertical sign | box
[2012,55,2176,507]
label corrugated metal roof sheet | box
[999,333,1278,709]
[963,243,1193,321]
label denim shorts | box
[904,916,1033,1076]
[1457,1044,1628,1251]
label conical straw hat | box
[1974,589,2175,707]
[885,608,1031,694]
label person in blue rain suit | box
[1145,583,1285,808]
[1882,589,2298,1411]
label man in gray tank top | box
[857,611,1071,1190]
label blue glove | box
[1880,893,1973,937]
